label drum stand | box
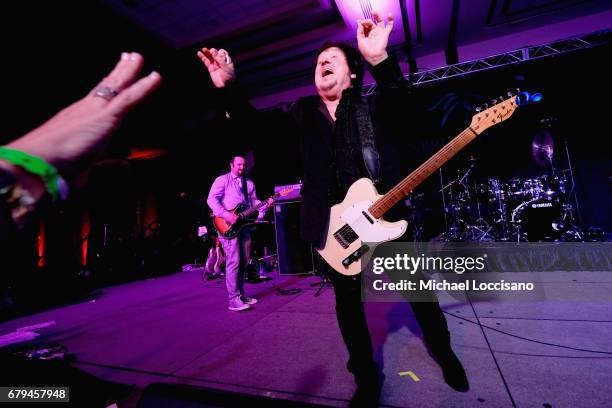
[440,162,497,242]
[558,203,583,241]
[560,141,584,241]
[491,179,512,241]
[439,167,468,241]
[471,188,495,241]
[468,219,495,241]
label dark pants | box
[326,264,452,384]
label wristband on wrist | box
[0,147,69,201]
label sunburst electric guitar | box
[212,188,294,239]
[317,94,519,275]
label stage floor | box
[1,267,611,407]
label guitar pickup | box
[334,224,359,249]
[342,244,370,268]
[362,211,374,224]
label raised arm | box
[356,11,407,90]
[356,11,393,67]
[196,47,261,125]
[196,47,236,88]
[1,52,161,231]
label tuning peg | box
[499,95,504,102]
[475,106,482,112]
[507,91,513,97]
[490,99,497,105]
[483,103,489,109]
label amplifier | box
[274,182,302,202]
[273,200,314,275]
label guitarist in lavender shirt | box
[207,155,272,311]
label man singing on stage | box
[198,11,469,405]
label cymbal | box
[532,130,554,167]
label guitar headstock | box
[470,91,519,135]
[271,187,298,202]
[278,187,295,197]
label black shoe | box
[435,349,469,392]
[350,381,381,408]
[350,370,382,408]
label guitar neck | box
[369,127,478,219]
[238,194,276,218]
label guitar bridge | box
[333,224,359,249]
[342,244,370,268]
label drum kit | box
[440,131,583,242]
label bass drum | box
[511,198,566,241]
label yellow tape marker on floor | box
[398,371,420,382]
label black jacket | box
[290,55,416,245]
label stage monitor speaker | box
[273,201,315,275]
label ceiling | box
[100,0,612,105]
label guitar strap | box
[355,97,380,184]
[240,175,250,206]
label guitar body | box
[211,188,295,239]
[317,178,408,276]
[212,203,252,239]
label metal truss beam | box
[362,29,611,95]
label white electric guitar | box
[317,94,519,275]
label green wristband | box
[0,147,69,201]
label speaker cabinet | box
[273,201,314,275]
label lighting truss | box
[362,29,611,95]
